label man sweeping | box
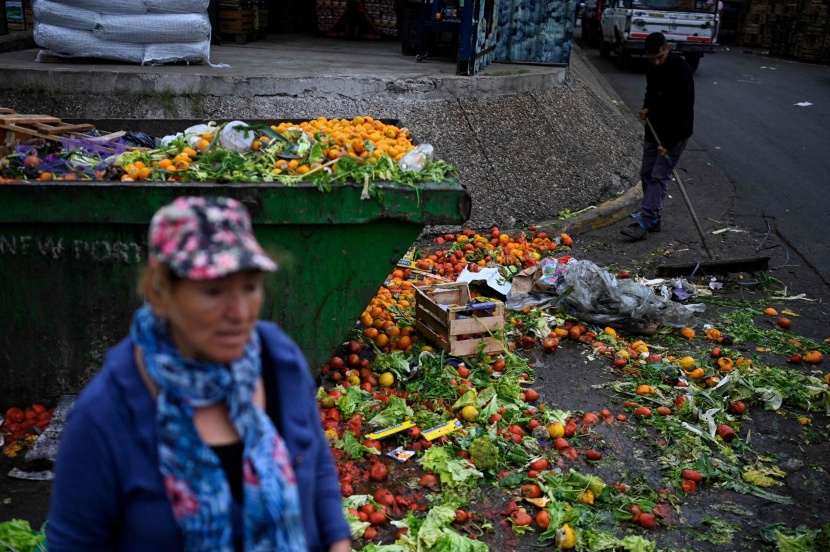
[621,32,695,240]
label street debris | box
[4,226,830,550]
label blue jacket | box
[47,322,350,551]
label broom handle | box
[645,118,716,261]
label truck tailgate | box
[628,10,716,44]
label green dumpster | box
[0,120,470,408]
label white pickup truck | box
[599,0,719,72]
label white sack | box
[95,13,210,43]
[33,1,103,31]
[34,23,145,63]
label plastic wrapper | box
[34,0,220,66]
[537,257,566,290]
[33,1,103,31]
[35,23,214,66]
[219,121,255,153]
[505,291,560,311]
[49,0,209,15]
[145,40,212,65]
[50,0,151,15]
[556,260,705,332]
[123,132,158,149]
[95,13,210,44]
[35,24,146,64]
[144,0,210,14]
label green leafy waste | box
[760,523,830,551]
[419,446,483,489]
[115,123,459,202]
[0,519,46,552]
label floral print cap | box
[149,196,277,280]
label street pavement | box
[573,28,830,287]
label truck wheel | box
[684,53,701,73]
[600,38,611,59]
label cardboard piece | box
[508,265,538,296]
[456,267,512,297]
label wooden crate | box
[219,8,255,32]
[415,282,505,357]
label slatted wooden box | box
[219,9,255,32]
[415,282,505,357]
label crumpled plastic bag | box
[556,260,705,332]
[219,121,255,153]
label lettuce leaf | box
[431,529,490,552]
[336,431,380,459]
[416,505,458,550]
[419,446,482,488]
[335,385,373,418]
[619,535,657,552]
[0,519,46,552]
[367,395,413,428]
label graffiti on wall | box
[473,0,576,74]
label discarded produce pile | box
[0,116,456,197]
[0,404,54,459]
[315,228,830,551]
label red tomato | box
[5,408,24,424]
[529,458,549,471]
[536,510,550,530]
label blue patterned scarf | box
[130,305,307,552]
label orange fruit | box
[396,336,412,350]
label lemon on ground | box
[555,523,576,549]
[679,356,696,371]
[378,372,395,387]
[461,405,479,421]
[547,422,565,439]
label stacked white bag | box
[33,0,218,65]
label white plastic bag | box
[219,121,255,153]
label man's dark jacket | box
[643,52,695,150]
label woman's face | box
[153,270,265,364]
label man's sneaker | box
[631,213,661,232]
[621,222,648,240]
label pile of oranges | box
[357,269,426,353]
[280,116,414,163]
[119,117,416,181]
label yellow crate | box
[415,282,505,357]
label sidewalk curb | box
[538,183,643,236]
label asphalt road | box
[574,27,830,285]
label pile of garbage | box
[0,117,455,195]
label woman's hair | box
[138,262,182,299]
